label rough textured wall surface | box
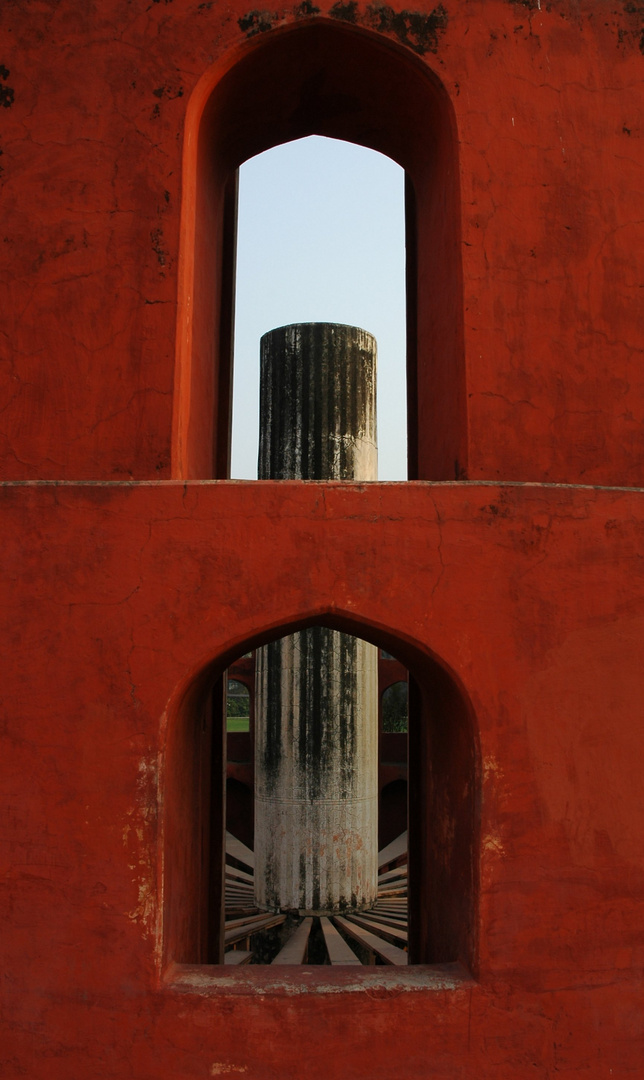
[1,0,644,1076]
[0,0,642,481]
[1,481,644,1077]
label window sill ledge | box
[163,961,474,997]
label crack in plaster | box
[428,493,445,600]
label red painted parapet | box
[1,481,643,1075]
[1,2,643,484]
[1,0,644,1075]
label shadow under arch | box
[162,611,479,973]
[173,16,465,483]
[379,778,408,850]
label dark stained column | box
[258,323,377,482]
[254,324,379,912]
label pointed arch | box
[172,19,465,481]
[161,611,479,973]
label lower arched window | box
[163,619,478,972]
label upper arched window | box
[173,19,465,483]
[231,136,407,480]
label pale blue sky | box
[231,136,407,480]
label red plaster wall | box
[1,0,643,482]
[1,483,644,1076]
[1,0,644,1076]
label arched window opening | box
[223,629,410,965]
[231,137,406,481]
[173,20,465,482]
[381,680,409,733]
[163,619,478,974]
[225,678,250,732]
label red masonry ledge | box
[164,959,472,996]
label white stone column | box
[254,324,379,912]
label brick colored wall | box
[1,2,644,1076]
[2,482,643,1076]
[2,1,643,483]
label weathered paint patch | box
[124,757,158,938]
[238,2,447,54]
[620,2,644,54]
[295,0,321,15]
[365,3,448,54]
[238,9,277,35]
[329,0,359,20]
[0,64,14,108]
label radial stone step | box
[271,918,313,965]
[320,917,363,965]
[334,916,408,966]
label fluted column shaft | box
[254,324,379,912]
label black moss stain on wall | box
[0,66,14,109]
[330,0,358,20]
[365,3,448,54]
[506,0,539,10]
[238,2,448,54]
[620,2,644,54]
[150,228,167,267]
[296,0,321,15]
[238,9,277,35]
[152,84,184,100]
